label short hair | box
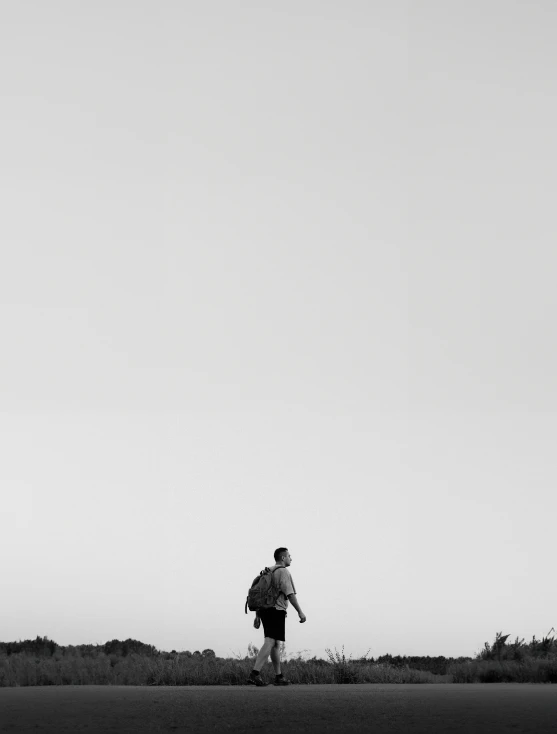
[274,547,288,562]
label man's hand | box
[288,593,305,622]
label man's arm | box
[287,593,306,621]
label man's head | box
[274,547,292,567]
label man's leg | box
[253,637,275,673]
[270,640,281,675]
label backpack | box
[245,566,283,614]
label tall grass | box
[1,631,555,686]
[0,648,445,687]
[448,629,557,683]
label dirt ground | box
[1,683,556,733]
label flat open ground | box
[1,684,556,733]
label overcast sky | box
[2,0,556,662]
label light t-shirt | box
[270,564,296,612]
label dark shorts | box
[259,608,287,642]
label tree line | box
[0,636,215,660]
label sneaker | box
[247,673,268,687]
[274,677,290,686]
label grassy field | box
[1,632,556,686]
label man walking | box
[247,547,306,687]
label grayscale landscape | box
[2,1,556,731]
